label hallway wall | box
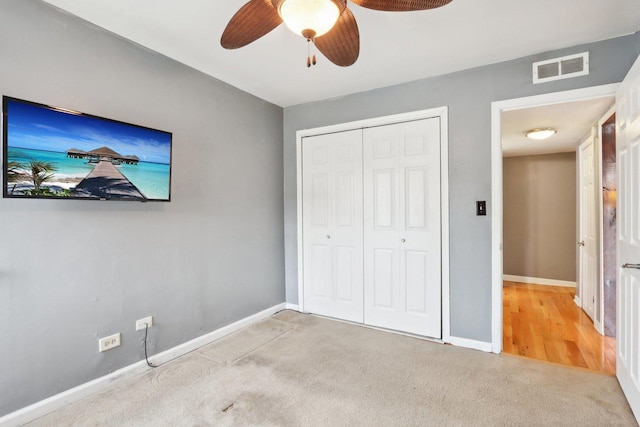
[503,153,577,282]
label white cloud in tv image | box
[3,96,172,201]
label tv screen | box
[2,96,172,201]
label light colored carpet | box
[26,310,637,426]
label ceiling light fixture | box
[277,0,341,40]
[525,128,557,140]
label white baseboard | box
[285,303,300,311]
[448,336,493,353]
[574,295,582,308]
[0,303,286,427]
[503,275,576,288]
[594,319,605,336]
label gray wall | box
[284,32,640,342]
[503,153,577,282]
[0,0,284,416]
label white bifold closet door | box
[301,118,441,338]
[363,118,442,338]
[302,129,364,322]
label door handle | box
[578,241,585,247]
[326,235,331,239]
[622,263,640,269]
[401,239,406,243]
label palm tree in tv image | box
[6,160,24,194]
[21,160,69,197]
[29,160,55,191]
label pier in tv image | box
[3,97,172,201]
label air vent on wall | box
[533,52,589,84]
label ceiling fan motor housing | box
[271,0,346,14]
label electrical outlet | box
[98,333,121,352]
[136,316,153,331]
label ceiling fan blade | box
[221,0,282,49]
[350,0,452,11]
[314,8,359,67]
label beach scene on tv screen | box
[4,99,171,201]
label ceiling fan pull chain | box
[305,36,317,68]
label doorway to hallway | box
[493,84,618,374]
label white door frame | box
[296,106,450,342]
[490,84,619,353]
[596,104,617,335]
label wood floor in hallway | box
[503,281,616,375]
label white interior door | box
[578,135,597,320]
[302,130,364,322]
[616,54,640,422]
[363,118,442,338]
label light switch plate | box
[477,201,487,216]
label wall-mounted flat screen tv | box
[2,96,172,201]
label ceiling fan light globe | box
[279,0,340,38]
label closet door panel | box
[405,249,428,313]
[302,130,364,322]
[373,248,396,309]
[309,244,330,297]
[364,118,442,338]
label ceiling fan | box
[221,0,453,67]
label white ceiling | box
[41,0,640,107]
[501,96,615,158]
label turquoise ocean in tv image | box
[8,147,170,200]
